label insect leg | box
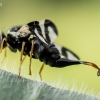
[51,58,100,71]
[0,38,7,63]
[39,63,44,80]
[1,47,7,64]
[29,40,34,75]
[18,42,25,78]
[0,38,7,53]
[22,56,26,64]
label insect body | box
[0,19,100,79]
[7,28,81,78]
[7,29,100,79]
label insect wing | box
[54,44,80,60]
[38,19,58,44]
[28,19,58,45]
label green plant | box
[0,69,99,100]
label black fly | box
[0,19,100,80]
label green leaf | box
[0,69,99,100]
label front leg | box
[18,42,26,78]
[29,40,34,75]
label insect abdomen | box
[33,38,60,66]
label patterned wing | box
[54,44,80,60]
[27,19,58,44]
[27,19,80,60]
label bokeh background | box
[0,0,100,95]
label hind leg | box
[39,63,45,80]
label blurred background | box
[0,0,100,95]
